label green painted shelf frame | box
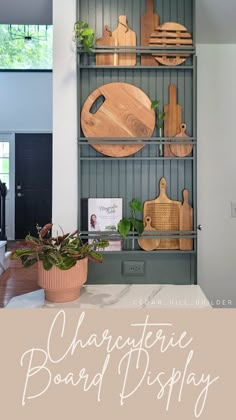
[76,0,197,285]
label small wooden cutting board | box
[179,189,193,250]
[164,84,182,157]
[138,216,160,251]
[96,25,115,65]
[112,16,136,66]
[170,123,193,157]
[141,0,159,66]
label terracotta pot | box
[38,258,88,303]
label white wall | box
[197,44,236,307]
[52,0,77,231]
[0,72,52,132]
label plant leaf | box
[129,199,142,212]
[43,256,53,271]
[39,224,53,239]
[56,256,76,271]
[25,235,41,245]
[94,240,109,249]
[131,218,144,234]
[23,257,38,268]
[151,100,160,110]
[88,250,103,263]
[118,218,131,239]
[11,248,35,259]
[47,252,64,267]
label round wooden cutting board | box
[149,22,192,66]
[81,82,155,157]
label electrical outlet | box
[123,261,145,276]
[231,202,236,218]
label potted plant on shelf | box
[151,99,166,157]
[118,199,144,248]
[73,20,95,52]
[11,223,109,303]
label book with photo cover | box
[88,198,122,251]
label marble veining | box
[5,284,211,309]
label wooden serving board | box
[143,177,181,249]
[81,82,155,157]
[179,189,193,250]
[112,16,136,66]
[149,22,192,66]
[138,216,160,251]
[170,123,193,157]
[141,0,159,66]
[96,25,115,65]
[164,84,182,157]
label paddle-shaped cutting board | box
[138,216,160,251]
[81,82,155,157]
[112,16,136,66]
[96,25,115,65]
[170,123,193,157]
[164,84,182,157]
[143,177,181,249]
[179,189,193,250]
[141,0,159,66]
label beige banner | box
[0,309,235,419]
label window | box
[0,25,53,70]
[0,142,10,189]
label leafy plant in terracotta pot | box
[11,224,109,303]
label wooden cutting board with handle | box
[179,189,193,250]
[81,82,155,157]
[149,22,192,66]
[143,177,181,249]
[170,123,193,157]
[112,16,136,66]
[141,0,159,66]
[96,25,115,65]
[138,216,160,251]
[164,84,182,157]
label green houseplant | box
[11,223,109,303]
[151,99,166,157]
[118,199,144,241]
[73,20,95,51]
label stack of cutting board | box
[95,8,192,67]
[139,177,193,251]
[96,16,136,66]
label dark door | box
[15,133,52,239]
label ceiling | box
[0,0,235,43]
[0,0,52,25]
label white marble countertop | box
[6,284,211,309]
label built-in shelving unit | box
[77,0,197,285]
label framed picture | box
[88,198,122,251]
